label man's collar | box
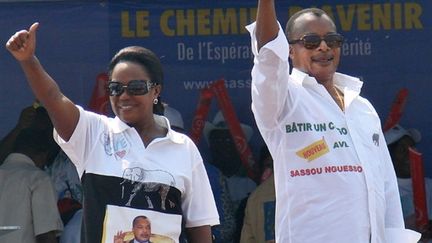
[291,68,310,85]
[333,72,363,93]
[291,68,363,92]
[134,239,150,243]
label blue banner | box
[0,0,431,174]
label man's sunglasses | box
[107,80,155,96]
[288,33,344,50]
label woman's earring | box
[153,98,158,104]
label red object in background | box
[190,88,213,144]
[57,197,82,224]
[190,79,259,183]
[89,73,109,115]
[211,80,258,182]
[409,147,429,229]
[383,88,408,132]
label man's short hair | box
[132,215,149,227]
[13,127,55,154]
[285,8,336,38]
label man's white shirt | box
[247,22,420,243]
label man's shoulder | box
[354,94,377,111]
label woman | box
[6,22,219,243]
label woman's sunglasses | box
[107,80,155,96]
[288,33,344,50]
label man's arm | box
[256,0,279,50]
[186,225,212,243]
[5,23,79,141]
[248,0,290,132]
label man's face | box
[133,217,151,242]
[289,14,341,85]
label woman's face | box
[109,61,160,127]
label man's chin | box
[137,237,150,242]
[310,69,336,84]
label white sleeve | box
[379,129,405,228]
[385,228,421,243]
[246,21,291,131]
[53,106,102,177]
[181,141,220,228]
[378,127,421,242]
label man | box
[240,174,275,243]
[114,216,152,243]
[0,128,63,243]
[130,216,152,243]
[385,124,421,179]
[384,125,430,225]
[0,105,54,164]
[240,145,275,243]
[247,1,420,242]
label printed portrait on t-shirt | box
[104,206,176,243]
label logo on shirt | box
[372,133,379,146]
[296,137,329,162]
[120,167,176,210]
[101,132,130,159]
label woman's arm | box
[6,23,79,141]
[186,225,213,243]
